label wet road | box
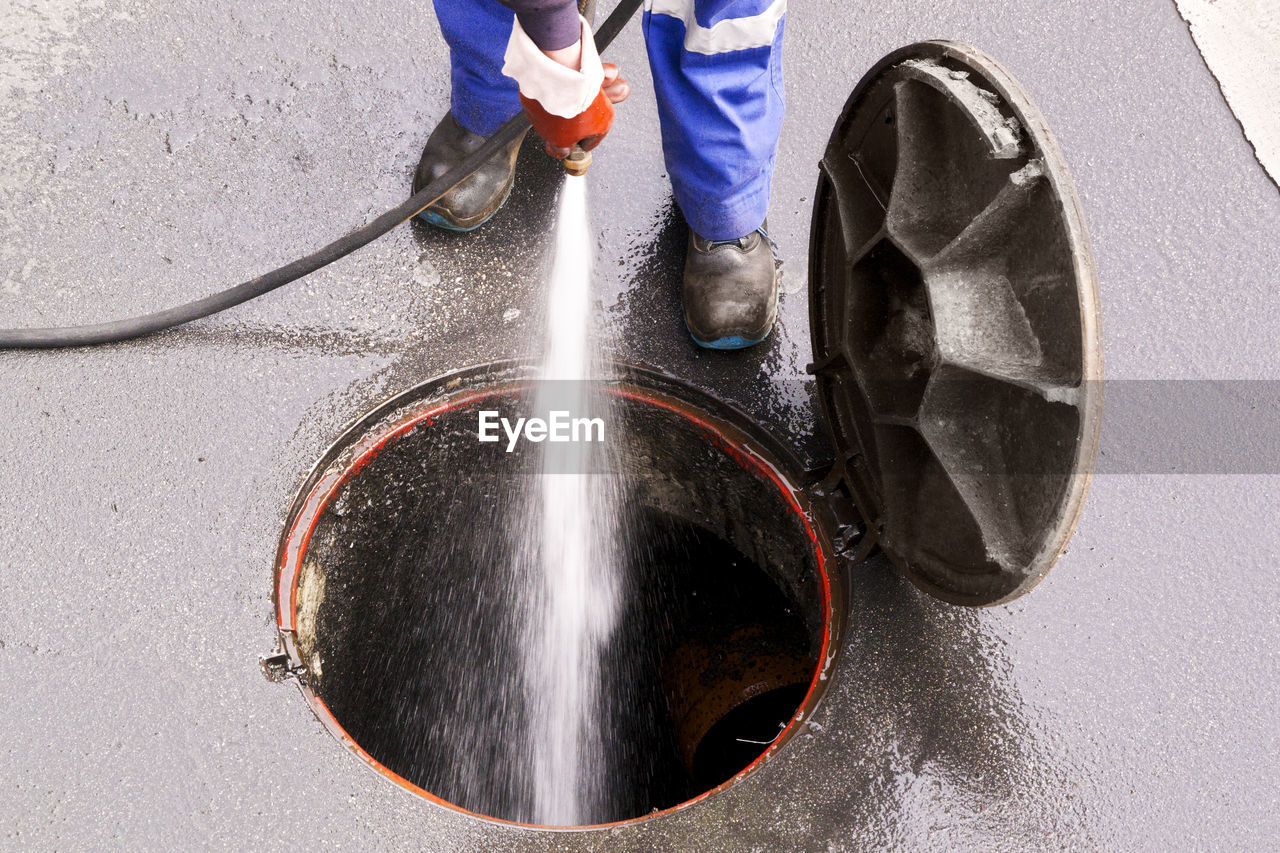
[2,0,1279,849]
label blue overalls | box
[431,0,786,242]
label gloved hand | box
[502,15,630,159]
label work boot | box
[683,222,780,350]
[412,113,528,232]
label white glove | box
[501,14,605,119]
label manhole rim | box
[270,359,845,831]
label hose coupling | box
[563,146,592,176]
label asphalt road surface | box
[2,0,1278,849]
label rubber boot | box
[412,113,528,232]
[683,222,780,350]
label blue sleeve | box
[498,0,581,51]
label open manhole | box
[265,41,1102,829]
[270,364,842,826]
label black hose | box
[0,0,642,350]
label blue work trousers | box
[431,0,786,241]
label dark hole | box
[604,511,815,815]
[692,684,810,791]
[293,389,823,824]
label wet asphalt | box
[2,0,1279,849]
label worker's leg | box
[416,0,528,231]
[431,0,523,135]
[642,0,786,242]
[643,0,786,349]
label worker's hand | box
[504,17,624,160]
[541,63,629,158]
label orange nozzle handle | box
[520,86,615,152]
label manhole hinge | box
[847,525,882,563]
[260,651,306,683]
[806,452,884,563]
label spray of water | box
[520,174,621,825]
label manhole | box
[264,40,1103,831]
[270,363,843,826]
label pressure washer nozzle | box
[563,146,591,176]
